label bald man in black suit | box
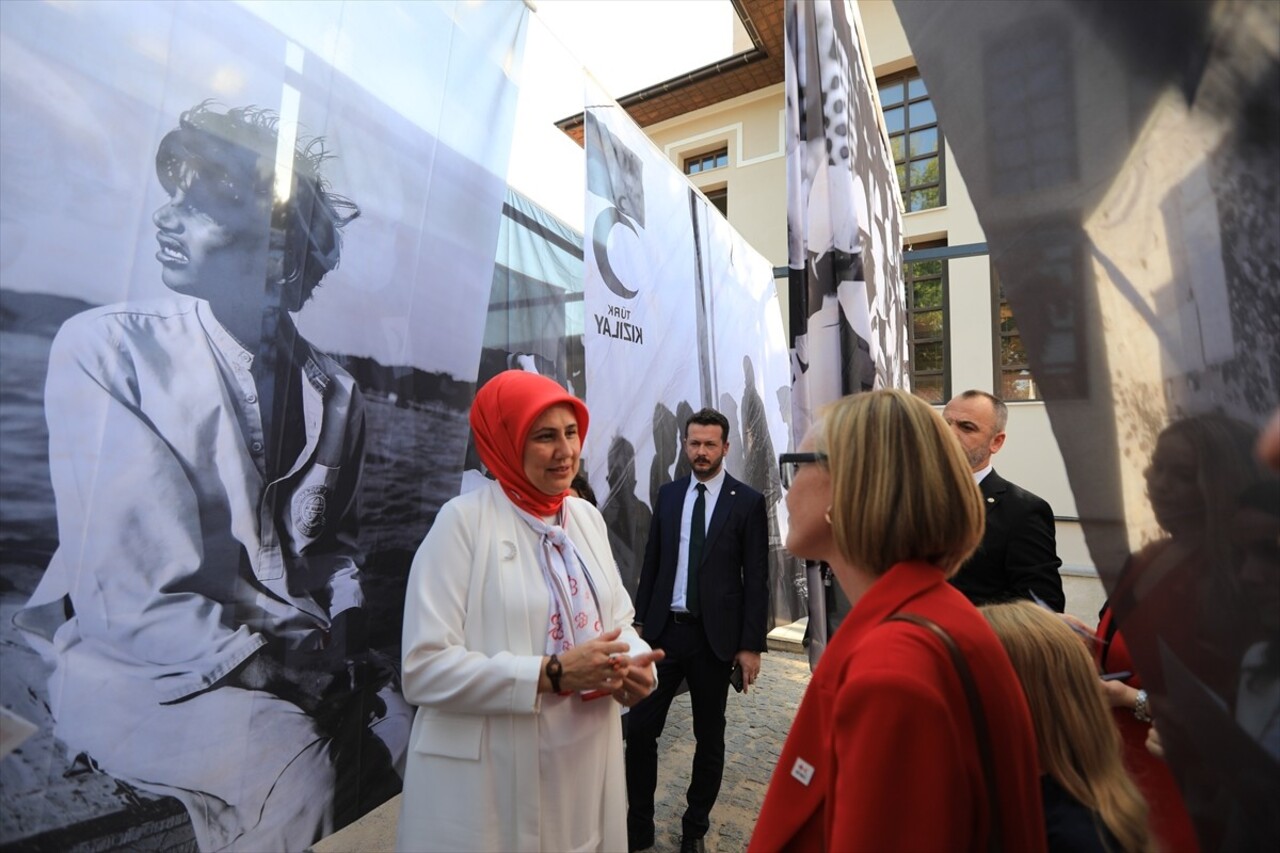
[942,390,1065,611]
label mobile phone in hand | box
[729,662,745,693]
[1101,670,1133,682]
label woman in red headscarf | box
[397,370,662,853]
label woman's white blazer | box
[396,481,647,852]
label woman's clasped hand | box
[545,627,665,702]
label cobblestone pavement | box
[312,649,813,853]
[644,649,811,853]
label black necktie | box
[687,483,706,615]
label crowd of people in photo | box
[393,367,1280,852]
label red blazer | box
[749,562,1046,852]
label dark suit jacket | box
[633,473,769,662]
[951,469,1066,611]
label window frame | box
[682,145,730,176]
[877,68,946,213]
[905,239,949,403]
[704,185,728,217]
[990,264,1041,401]
[983,21,1077,196]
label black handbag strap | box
[886,612,1003,853]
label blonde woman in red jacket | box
[750,390,1046,852]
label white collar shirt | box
[671,467,726,612]
[30,296,365,703]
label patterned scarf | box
[515,507,606,695]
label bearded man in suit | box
[626,407,769,853]
[942,390,1065,611]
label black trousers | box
[625,618,732,844]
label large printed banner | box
[582,90,802,626]
[0,1,527,849]
[895,0,1280,845]
[785,0,906,659]
[785,0,906,435]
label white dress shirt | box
[671,467,726,612]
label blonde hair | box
[817,389,983,576]
[982,602,1154,853]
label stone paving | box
[645,649,811,853]
[312,648,813,853]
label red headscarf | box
[469,370,590,517]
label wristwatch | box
[1133,688,1152,723]
[545,654,563,694]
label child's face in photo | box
[152,174,272,303]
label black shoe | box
[628,835,654,853]
[679,836,706,853]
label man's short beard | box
[693,457,722,478]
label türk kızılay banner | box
[0,1,527,849]
[582,86,803,627]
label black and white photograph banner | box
[0,1,528,849]
[784,0,907,658]
[784,0,906,441]
[581,86,801,625]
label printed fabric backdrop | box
[784,0,906,661]
[0,1,527,849]
[581,86,802,627]
[895,0,1280,846]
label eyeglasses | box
[778,452,827,489]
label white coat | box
[397,481,647,852]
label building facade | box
[624,0,1103,618]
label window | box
[878,70,944,212]
[906,242,947,403]
[984,22,1076,196]
[683,147,728,175]
[705,187,728,217]
[993,271,1040,400]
